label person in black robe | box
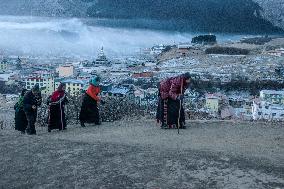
[79,77,101,127]
[14,89,28,134]
[23,84,42,135]
[47,83,68,132]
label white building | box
[93,47,111,66]
[260,90,284,105]
[23,76,54,96]
[205,94,221,113]
[266,48,284,57]
[55,79,85,96]
[0,59,8,71]
[150,44,166,55]
[252,100,284,121]
[252,90,284,121]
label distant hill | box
[0,0,283,33]
[253,0,284,31]
[85,0,283,33]
[0,0,92,17]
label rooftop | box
[260,90,284,96]
[61,79,85,85]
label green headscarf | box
[81,76,101,93]
[89,76,101,87]
[15,96,24,112]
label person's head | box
[183,72,191,84]
[21,89,27,97]
[90,76,101,87]
[57,83,66,92]
[32,84,40,94]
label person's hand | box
[32,105,36,109]
[177,95,184,101]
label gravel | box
[0,119,284,189]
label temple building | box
[93,47,111,66]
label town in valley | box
[1,35,284,122]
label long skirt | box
[156,97,185,129]
[48,104,66,131]
[15,109,28,132]
[79,94,100,124]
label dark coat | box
[23,90,42,116]
[79,93,100,124]
[14,99,28,132]
[47,93,68,130]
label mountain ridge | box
[0,0,282,33]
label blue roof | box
[107,87,130,95]
[61,79,85,85]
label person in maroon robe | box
[156,73,191,129]
[47,83,68,132]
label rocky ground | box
[0,119,284,189]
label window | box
[272,113,276,116]
[265,106,269,109]
[258,112,262,115]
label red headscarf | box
[51,83,66,103]
[86,84,101,101]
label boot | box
[80,121,85,127]
[179,122,186,129]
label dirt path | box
[0,120,284,189]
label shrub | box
[205,47,250,55]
